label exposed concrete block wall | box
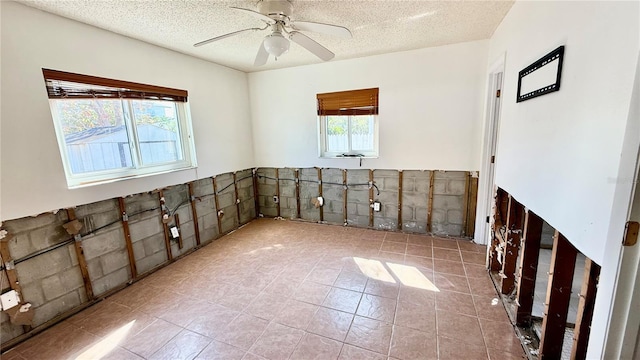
[346,169,370,227]
[373,170,399,230]
[256,167,474,237]
[256,168,278,218]
[299,168,320,222]
[3,211,87,330]
[432,170,467,236]
[402,170,431,233]
[126,192,168,275]
[192,178,218,244]
[0,169,256,348]
[321,168,345,225]
[278,168,298,219]
[77,199,130,296]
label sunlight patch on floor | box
[74,320,135,360]
[353,257,396,283]
[386,262,439,292]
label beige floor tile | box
[345,316,392,355]
[307,307,354,341]
[148,329,211,360]
[389,325,437,360]
[356,294,397,323]
[274,299,320,330]
[294,281,332,305]
[195,340,246,360]
[249,322,304,360]
[323,287,363,313]
[291,333,343,360]
[338,344,386,360]
[215,313,269,351]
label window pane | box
[326,116,349,152]
[131,100,183,165]
[350,115,374,151]
[57,99,132,174]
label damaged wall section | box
[0,169,256,349]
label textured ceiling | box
[18,0,514,73]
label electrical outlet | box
[273,196,279,204]
[373,201,381,212]
[170,226,179,239]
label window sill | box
[67,165,197,189]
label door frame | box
[474,54,506,245]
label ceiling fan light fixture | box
[263,32,290,57]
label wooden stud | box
[0,232,32,331]
[187,182,201,246]
[539,231,578,359]
[461,172,471,236]
[295,169,301,219]
[253,169,260,218]
[174,214,183,249]
[427,171,435,233]
[66,209,94,301]
[275,169,281,218]
[501,196,524,295]
[466,174,479,237]
[317,167,324,222]
[398,171,403,231]
[118,197,138,279]
[212,177,223,235]
[369,170,374,228]
[515,210,543,326]
[158,191,174,262]
[571,258,600,360]
[343,169,348,225]
[489,188,507,272]
[233,172,242,224]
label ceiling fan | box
[193,0,352,66]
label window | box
[317,88,379,158]
[43,69,197,188]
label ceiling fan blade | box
[194,27,262,47]
[289,31,334,61]
[291,21,352,38]
[231,7,276,25]
[254,40,269,66]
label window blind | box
[317,88,379,116]
[42,69,188,102]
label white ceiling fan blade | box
[289,31,335,61]
[291,21,352,38]
[194,28,261,47]
[254,39,269,66]
[231,7,276,25]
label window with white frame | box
[43,69,197,188]
[317,88,379,158]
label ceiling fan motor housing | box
[258,0,293,20]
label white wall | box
[1,2,255,221]
[487,1,639,358]
[248,40,488,171]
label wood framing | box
[464,173,479,237]
[343,170,348,225]
[253,169,260,218]
[157,191,173,262]
[295,169,301,219]
[118,197,138,279]
[233,172,242,224]
[174,214,183,249]
[490,187,508,272]
[461,171,471,236]
[397,171,403,231]
[212,177,223,235]
[501,196,524,295]
[65,209,94,301]
[515,210,543,326]
[275,169,281,218]
[317,167,324,222]
[369,170,374,227]
[539,231,578,359]
[571,258,600,360]
[427,171,435,233]
[187,183,201,246]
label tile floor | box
[2,219,526,360]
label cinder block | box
[402,177,415,192]
[415,179,431,193]
[447,180,466,196]
[374,169,397,177]
[403,221,426,233]
[21,281,45,307]
[280,184,295,197]
[432,195,464,211]
[347,169,369,184]
[376,191,398,205]
[129,217,163,243]
[82,210,121,234]
[175,206,192,223]
[431,209,446,225]
[1,318,25,340]
[6,234,35,261]
[447,210,464,225]
[415,207,428,221]
[82,228,125,260]
[434,170,467,180]
[41,275,65,301]
[2,212,67,234]
[132,239,146,261]
[218,192,236,209]
[59,267,84,293]
[28,224,70,253]
[100,248,131,275]
[92,267,130,296]
[136,249,168,275]
[383,204,398,219]
[32,290,83,327]
[374,217,396,230]
[401,206,415,220]
[192,178,213,197]
[15,246,74,285]
[143,233,167,257]
[125,193,160,217]
[195,197,216,217]
[383,177,399,191]
[324,213,344,225]
[357,204,370,216]
[87,258,104,281]
[348,189,369,203]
